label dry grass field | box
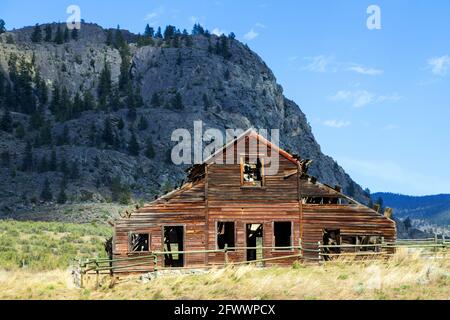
[0,250,449,300]
[0,220,448,300]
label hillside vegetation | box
[0,21,367,221]
[373,193,450,235]
[0,220,111,271]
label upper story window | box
[241,156,264,187]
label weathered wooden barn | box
[112,130,396,272]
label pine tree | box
[31,24,42,43]
[0,110,13,132]
[63,27,69,42]
[21,141,33,171]
[145,138,156,159]
[83,91,95,111]
[38,121,53,146]
[151,92,161,107]
[72,92,83,116]
[171,92,184,110]
[71,27,79,40]
[44,25,52,41]
[163,25,176,41]
[37,155,49,173]
[114,25,126,49]
[144,24,154,37]
[102,117,114,146]
[202,93,211,111]
[40,178,53,202]
[49,84,60,115]
[89,123,98,146]
[97,59,112,109]
[57,177,68,204]
[137,116,148,131]
[105,29,113,46]
[49,149,57,171]
[128,131,140,156]
[155,27,162,39]
[0,19,5,34]
[117,117,125,130]
[54,25,64,44]
[69,160,79,180]
[57,125,70,146]
[59,156,69,177]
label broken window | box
[241,157,264,187]
[340,235,382,252]
[274,222,292,250]
[163,226,184,268]
[129,233,150,252]
[246,224,263,261]
[217,222,235,250]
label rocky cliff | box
[0,22,368,220]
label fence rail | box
[76,236,448,288]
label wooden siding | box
[112,132,396,272]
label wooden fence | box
[75,236,448,288]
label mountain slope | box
[0,22,368,221]
[373,193,450,229]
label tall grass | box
[1,250,448,300]
[0,220,111,271]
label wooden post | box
[435,234,438,255]
[224,244,229,266]
[153,254,158,272]
[299,239,302,258]
[317,241,321,262]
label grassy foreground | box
[0,251,449,300]
[0,220,448,300]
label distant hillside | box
[373,192,450,234]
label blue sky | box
[1,0,449,195]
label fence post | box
[299,239,302,258]
[317,241,322,262]
[434,234,438,255]
[153,254,158,272]
[224,244,229,266]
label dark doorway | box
[163,226,184,267]
[246,224,263,261]
[322,229,341,260]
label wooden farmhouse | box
[112,130,396,272]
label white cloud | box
[212,28,227,36]
[244,29,259,41]
[301,55,335,73]
[323,120,351,128]
[254,22,267,29]
[348,65,383,76]
[427,55,450,76]
[330,90,401,108]
[144,6,164,25]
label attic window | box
[241,157,264,187]
[129,233,150,252]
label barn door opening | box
[163,226,184,268]
[246,224,263,262]
[322,229,341,261]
